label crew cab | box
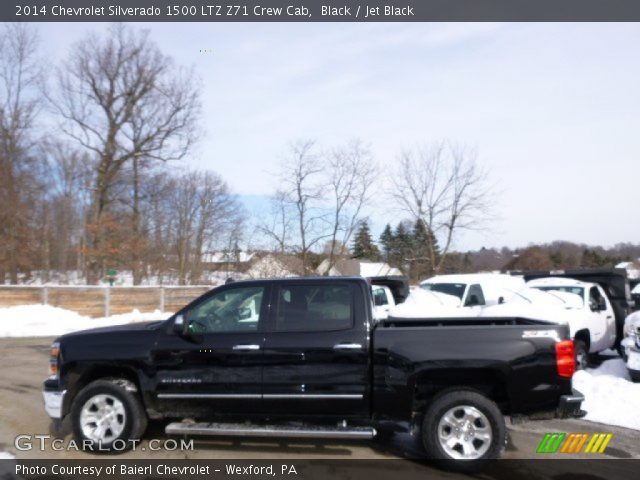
[43,277,584,464]
[526,277,617,368]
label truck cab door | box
[594,285,616,349]
[151,284,269,417]
[587,286,610,351]
[261,281,370,418]
[372,286,393,320]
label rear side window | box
[275,284,353,332]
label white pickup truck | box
[419,274,525,310]
[525,277,617,368]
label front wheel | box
[574,340,590,370]
[630,369,640,383]
[421,390,505,468]
[70,380,147,452]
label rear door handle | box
[333,343,363,351]
[232,344,261,351]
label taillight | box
[49,342,60,377]
[555,340,575,378]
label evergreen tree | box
[390,221,412,270]
[351,220,380,260]
[379,224,393,262]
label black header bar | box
[4,1,640,22]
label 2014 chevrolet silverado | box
[43,277,584,464]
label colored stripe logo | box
[536,433,612,454]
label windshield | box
[533,286,584,299]
[420,282,467,300]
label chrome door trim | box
[157,393,261,399]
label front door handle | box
[333,343,363,351]
[232,344,261,351]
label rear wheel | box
[421,390,505,469]
[630,370,640,383]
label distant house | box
[316,258,402,277]
[246,253,305,279]
[201,250,256,273]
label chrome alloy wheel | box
[79,394,126,443]
[437,405,493,460]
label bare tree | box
[325,140,377,274]
[52,24,201,283]
[390,142,494,273]
[169,170,245,285]
[270,140,329,274]
[0,24,43,283]
[258,190,294,254]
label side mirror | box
[238,307,252,320]
[373,295,385,307]
[498,296,505,305]
[173,314,189,336]
[597,297,607,311]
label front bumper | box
[557,389,586,419]
[43,378,66,419]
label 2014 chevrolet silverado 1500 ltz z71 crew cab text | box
[43,277,584,465]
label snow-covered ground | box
[0,304,171,337]
[0,451,15,459]
[573,357,640,430]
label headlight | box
[49,342,60,378]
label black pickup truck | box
[43,277,584,463]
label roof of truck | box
[420,273,522,285]
[527,277,593,288]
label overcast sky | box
[38,22,640,251]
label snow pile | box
[389,288,470,318]
[0,451,15,459]
[573,358,640,430]
[0,304,171,337]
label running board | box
[165,422,376,440]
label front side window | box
[465,284,486,306]
[276,284,352,332]
[373,287,388,306]
[187,286,265,333]
[588,286,604,311]
[421,282,467,300]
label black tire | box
[574,339,590,370]
[70,379,147,453]
[421,390,505,470]
[630,370,640,383]
[617,344,627,362]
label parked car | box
[43,277,584,466]
[526,277,617,368]
[419,274,525,312]
[621,311,640,382]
